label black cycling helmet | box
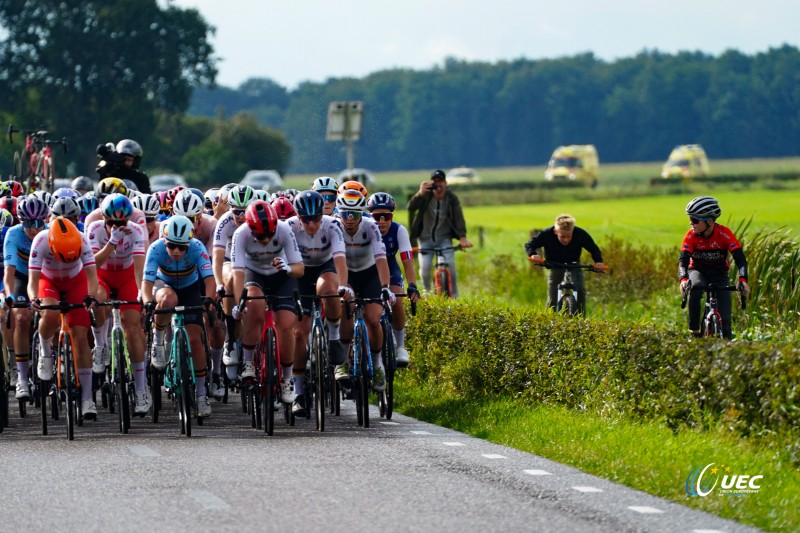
[293,190,324,217]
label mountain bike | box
[681,280,746,338]
[7,124,67,194]
[96,295,140,434]
[37,299,95,441]
[530,259,608,315]
[413,245,463,297]
[238,290,302,436]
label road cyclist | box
[311,176,339,216]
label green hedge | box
[405,298,800,443]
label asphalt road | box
[0,391,760,533]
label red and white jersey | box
[86,220,146,271]
[286,215,345,267]
[160,214,217,255]
[29,229,96,281]
[212,211,241,260]
[231,221,302,276]
[84,207,147,230]
[341,217,386,272]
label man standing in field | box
[525,214,604,314]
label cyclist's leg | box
[240,275,266,378]
[62,271,95,415]
[546,267,565,310]
[11,279,32,392]
[417,239,434,292]
[687,270,706,335]
[442,245,458,298]
[205,313,225,398]
[710,274,734,339]
[91,282,110,374]
[35,276,61,381]
[151,283,177,369]
[318,268,345,364]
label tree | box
[0,0,217,175]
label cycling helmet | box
[96,177,128,199]
[1,180,25,198]
[48,217,83,263]
[156,190,171,214]
[0,208,12,228]
[245,200,278,238]
[116,139,143,169]
[52,187,80,201]
[77,193,99,218]
[50,197,82,219]
[254,189,271,202]
[165,185,185,208]
[294,190,324,217]
[71,176,94,192]
[162,215,194,244]
[366,192,396,212]
[122,179,138,193]
[33,190,52,208]
[101,193,133,222]
[132,193,160,216]
[282,188,300,201]
[204,188,220,211]
[219,183,238,201]
[312,176,338,193]
[229,185,255,209]
[187,187,204,202]
[338,180,368,198]
[271,197,296,220]
[17,196,47,221]
[172,189,204,217]
[685,196,721,219]
[336,190,366,211]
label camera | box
[428,182,440,192]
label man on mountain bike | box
[524,214,605,314]
[407,169,472,298]
[679,196,749,339]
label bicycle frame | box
[7,125,67,194]
[414,245,462,297]
[531,259,608,316]
[96,297,139,433]
[681,280,746,339]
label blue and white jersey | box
[381,221,413,274]
[3,224,41,279]
[143,238,213,289]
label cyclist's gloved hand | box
[83,295,99,310]
[738,279,750,298]
[232,304,244,320]
[143,300,156,312]
[680,279,690,294]
[4,295,14,309]
[108,226,125,247]
[31,298,41,311]
[273,257,292,273]
[338,285,354,300]
[216,283,226,298]
[407,283,420,301]
[201,296,215,308]
[381,286,396,306]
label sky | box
[166,0,800,90]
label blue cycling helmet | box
[293,190,324,217]
[101,193,134,222]
[53,187,80,201]
[77,193,99,217]
[366,192,396,212]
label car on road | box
[661,144,710,179]
[240,170,284,192]
[338,168,376,187]
[544,145,599,188]
[150,174,189,192]
[446,167,480,184]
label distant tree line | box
[190,46,800,174]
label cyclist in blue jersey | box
[3,197,50,400]
[141,216,216,417]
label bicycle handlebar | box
[412,245,464,255]
[529,258,609,273]
[36,301,97,327]
[682,281,747,310]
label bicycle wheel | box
[113,329,130,433]
[312,323,326,431]
[706,312,723,339]
[353,325,370,428]
[263,329,276,435]
[380,320,395,420]
[176,331,193,438]
[562,294,578,315]
[41,155,55,194]
[0,360,7,432]
[436,268,452,297]
[60,333,75,441]
[12,151,23,181]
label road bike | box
[7,124,67,194]
[530,259,608,315]
[300,293,340,432]
[96,294,141,434]
[0,329,7,432]
[237,290,302,436]
[378,293,415,421]
[681,280,746,338]
[413,245,463,297]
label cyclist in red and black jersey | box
[679,196,750,339]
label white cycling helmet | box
[172,188,204,217]
[312,176,338,193]
[685,196,721,219]
[132,193,160,217]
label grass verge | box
[395,380,799,532]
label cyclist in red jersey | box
[679,196,749,339]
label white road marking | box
[628,506,664,514]
[128,445,160,457]
[482,454,507,459]
[572,486,603,493]
[524,469,553,476]
[379,421,400,425]
[411,430,431,435]
[184,490,230,510]
[442,442,465,447]
[692,530,728,533]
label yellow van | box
[661,144,710,179]
[544,145,599,187]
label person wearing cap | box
[407,169,473,298]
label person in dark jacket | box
[407,169,472,297]
[524,214,604,313]
[96,139,151,194]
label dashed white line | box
[628,506,664,514]
[572,486,603,493]
[692,530,728,533]
[128,445,160,457]
[379,421,400,425]
[184,490,230,510]
[442,442,465,447]
[411,430,432,435]
[524,469,553,476]
[482,454,507,459]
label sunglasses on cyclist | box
[372,213,393,222]
[22,219,45,229]
[166,242,189,252]
[187,215,199,224]
[145,216,157,223]
[105,220,127,227]
[231,209,246,217]
[340,210,362,221]
[300,214,323,224]
[321,193,337,203]
[689,217,710,224]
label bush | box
[405,297,800,446]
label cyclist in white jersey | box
[131,193,161,247]
[312,176,339,216]
[29,217,100,420]
[335,191,395,392]
[286,190,350,416]
[231,200,304,404]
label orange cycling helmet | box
[338,180,368,198]
[48,217,83,263]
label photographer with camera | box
[407,169,472,298]
[96,139,151,194]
